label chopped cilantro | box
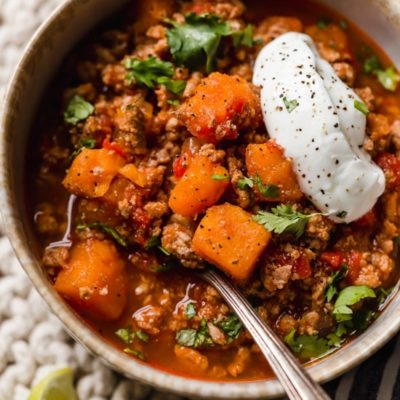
[135,330,150,343]
[185,303,196,320]
[64,95,94,125]
[376,67,400,92]
[283,97,299,113]
[76,222,127,248]
[176,319,213,348]
[217,315,242,340]
[211,173,229,181]
[68,138,96,162]
[363,55,382,74]
[115,327,149,344]
[363,54,400,92]
[253,205,318,239]
[115,327,135,344]
[333,285,376,322]
[167,99,181,106]
[232,24,257,47]
[354,100,369,115]
[325,264,349,303]
[284,329,330,359]
[316,17,331,29]
[123,348,145,360]
[144,235,170,256]
[327,323,347,347]
[166,13,232,72]
[124,56,186,96]
[237,176,254,190]
[253,176,279,198]
[336,210,348,218]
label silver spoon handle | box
[201,268,330,400]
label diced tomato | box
[347,251,362,284]
[292,254,312,279]
[375,153,400,189]
[102,138,127,159]
[189,2,213,14]
[353,209,377,228]
[320,252,344,269]
[173,151,192,178]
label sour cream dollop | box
[253,32,385,223]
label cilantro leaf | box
[325,264,349,303]
[77,222,127,248]
[376,67,400,92]
[336,210,348,218]
[354,100,369,115]
[217,315,242,340]
[124,56,186,96]
[362,54,399,92]
[64,95,94,125]
[135,330,149,343]
[363,55,382,74]
[253,176,279,198]
[284,329,330,360]
[68,138,96,162]
[253,205,317,239]
[123,348,145,360]
[185,303,196,320]
[232,24,257,47]
[115,327,135,344]
[144,235,171,256]
[166,13,231,72]
[211,173,229,181]
[283,97,299,113]
[333,285,376,322]
[176,319,213,348]
[327,323,347,347]
[316,17,332,29]
[237,176,254,190]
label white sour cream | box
[253,32,385,223]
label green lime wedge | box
[28,368,78,400]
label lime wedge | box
[28,368,78,400]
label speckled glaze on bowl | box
[1,0,400,398]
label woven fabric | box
[0,1,399,399]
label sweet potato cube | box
[63,148,125,198]
[169,155,229,217]
[192,203,271,280]
[179,72,262,142]
[118,163,147,187]
[54,239,128,320]
[245,141,302,202]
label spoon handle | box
[201,268,330,400]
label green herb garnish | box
[284,329,330,359]
[253,176,279,198]
[167,99,181,106]
[336,210,348,218]
[77,222,127,248]
[211,174,229,181]
[325,264,349,303]
[68,138,96,162]
[316,17,331,29]
[236,176,254,190]
[363,55,400,92]
[232,24,257,47]
[283,97,299,113]
[333,286,376,322]
[166,13,232,72]
[115,327,149,344]
[354,100,369,115]
[327,323,347,347]
[124,56,186,96]
[217,315,242,340]
[339,20,348,30]
[64,95,94,125]
[185,303,197,320]
[253,205,318,239]
[176,319,213,348]
[144,235,170,256]
[123,348,145,360]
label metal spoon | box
[200,268,331,400]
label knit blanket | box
[0,1,399,399]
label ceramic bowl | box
[1,0,400,398]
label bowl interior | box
[1,0,400,398]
